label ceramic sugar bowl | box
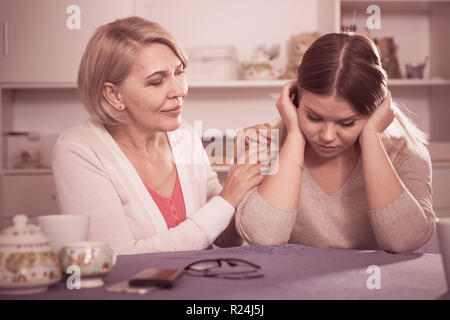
[0,215,62,295]
[60,241,116,288]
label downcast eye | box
[340,120,356,127]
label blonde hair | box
[77,16,187,126]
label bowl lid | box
[0,215,49,246]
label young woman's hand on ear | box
[276,81,305,143]
[361,91,395,140]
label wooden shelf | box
[188,80,291,88]
[0,82,77,89]
[429,141,450,163]
[2,168,53,176]
[388,78,450,86]
[190,79,450,88]
[341,0,437,13]
[2,78,450,90]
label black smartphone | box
[128,268,185,288]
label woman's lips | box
[315,143,339,153]
[161,105,182,117]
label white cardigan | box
[52,119,236,255]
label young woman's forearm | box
[359,128,405,210]
[257,133,305,211]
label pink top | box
[144,174,186,229]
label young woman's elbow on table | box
[236,223,291,246]
[379,224,435,254]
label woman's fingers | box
[280,80,297,100]
[235,142,274,165]
[232,163,263,179]
[247,173,265,189]
[278,81,297,107]
[234,123,275,164]
[276,81,301,134]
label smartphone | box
[128,268,185,288]
[106,280,156,295]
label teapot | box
[0,215,62,295]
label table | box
[1,244,449,300]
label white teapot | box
[0,215,62,295]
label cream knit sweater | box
[235,137,436,253]
[52,119,239,255]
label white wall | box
[134,0,321,134]
[135,0,319,61]
[5,0,324,167]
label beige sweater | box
[235,137,436,253]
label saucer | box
[0,277,60,295]
[80,277,104,288]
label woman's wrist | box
[285,131,306,149]
[359,124,380,147]
[218,191,237,209]
[282,133,305,169]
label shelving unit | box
[1,0,450,227]
[340,0,450,217]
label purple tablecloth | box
[1,244,449,300]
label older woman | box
[52,17,263,255]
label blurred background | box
[0,0,449,227]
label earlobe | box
[103,82,126,111]
[116,92,126,110]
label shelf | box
[429,141,450,163]
[0,82,78,89]
[188,80,291,88]
[2,79,450,90]
[341,0,438,13]
[2,168,53,176]
[388,78,450,86]
[0,80,292,89]
[211,165,230,173]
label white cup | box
[437,217,450,290]
[37,214,90,255]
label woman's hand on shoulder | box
[219,163,264,208]
[233,122,274,165]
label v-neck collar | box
[304,155,362,197]
[144,171,179,199]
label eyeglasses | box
[184,258,264,280]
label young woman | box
[52,17,263,255]
[235,33,435,253]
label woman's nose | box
[168,74,187,100]
[319,123,337,143]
